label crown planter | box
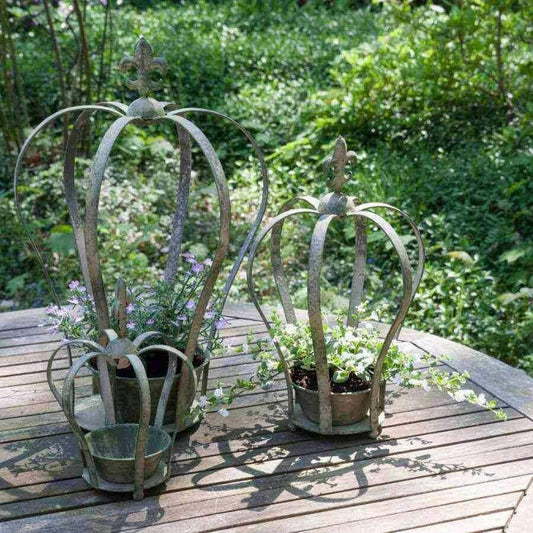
[14,37,268,433]
[47,289,197,499]
[247,137,425,437]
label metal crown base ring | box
[290,405,385,437]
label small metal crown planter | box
[48,287,197,500]
[247,137,425,438]
[14,37,268,432]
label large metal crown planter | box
[247,137,425,438]
[14,37,268,433]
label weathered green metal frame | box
[247,136,425,437]
[14,38,269,433]
[54,328,196,499]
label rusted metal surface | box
[247,136,425,437]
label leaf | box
[498,288,533,305]
[332,370,349,383]
[448,251,474,264]
[499,247,527,264]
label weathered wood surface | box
[0,303,531,532]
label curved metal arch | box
[270,196,320,324]
[64,106,130,294]
[247,207,319,421]
[167,107,270,310]
[349,210,413,437]
[13,105,125,307]
[46,339,105,407]
[160,114,231,419]
[354,202,425,315]
[307,214,337,433]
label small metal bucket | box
[85,424,171,484]
[293,381,386,426]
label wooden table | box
[0,303,532,532]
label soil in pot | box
[91,348,206,426]
[290,366,371,393]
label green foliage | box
[1,0,532,376]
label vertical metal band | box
[307,215,336,434]
[168,108,270,396]
[84,116,137,333]
[164,126,192,282]
[271,196,320,324]
[351,211,413,438]
[354,202,425,323]
[161,115,230,424]
[247,208,318,422]
[62,351,113,487]
[347,215,367,327]
[84,116,137,425]
[63,104,125,295]
[121,353,151,501]
[137,344,197,430]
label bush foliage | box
[1,0,531,371]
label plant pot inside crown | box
[90,348,206,425]
[291,366,385,426]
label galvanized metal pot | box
[91,355,207,426]
[85,424,171,484]
[293,381,386,426]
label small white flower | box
[284,324,297,335]
[198,395,208,408]
[242,342,249,353]
[477,393,487,406]
[370,311,379,321]
[355,304,366,313]
[218,408,229,418]
[453,389,474,402]
[214,387,224,399]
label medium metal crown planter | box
[48,289,197,500]
[247,136,424,438]
[14,37,268,433]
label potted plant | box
[45,252,229,427]
[250,309,506,428]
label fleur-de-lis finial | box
[119,37,168,97]
[325,136,356,194]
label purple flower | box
[126,303,136,314]
[205,310,216,319]
[185,300,195,310]
[68,297,79,305]
[69,280,80,290]
[191,261,204,274]
[215,317,229,330]
[204,258,213,267]
[126,321,135,330]
[183,252,196,264]
[146,318,154,325]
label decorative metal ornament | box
[247,136,425,438]
[14,37,268,433]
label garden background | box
[0,0,531,372]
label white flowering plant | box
[248,308,507,420]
